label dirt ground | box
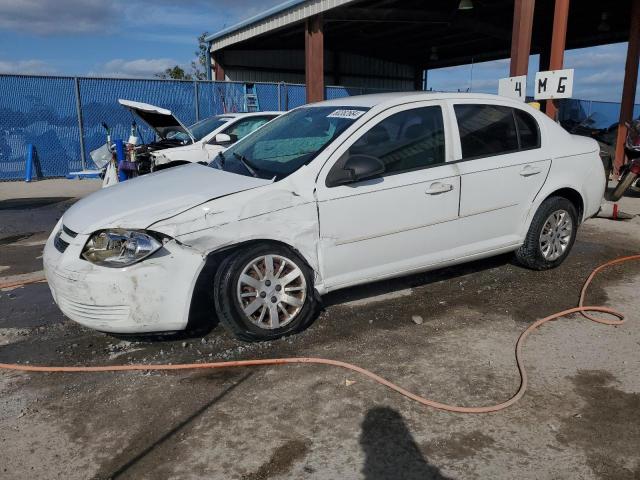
[1,179,639,480]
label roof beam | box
[325,8,452,24]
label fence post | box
[74,77,87,171]
[285,83,289,111]
[194,81,200,122]
[277,82,282,111]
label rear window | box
[454,104,519,158]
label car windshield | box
[209,106,369,179]
[187,116,234,141]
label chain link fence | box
[0,75,377,181]
[1,73,638,181]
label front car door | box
[315,101,461,291]
[450,101,551,253]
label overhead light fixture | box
[598,12,610,32]
[458,0,474,10]
[430,47,439,61]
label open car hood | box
[118,99,195,143]
[63,164,272,234]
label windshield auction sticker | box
[327,109,366,119]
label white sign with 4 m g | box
[498,75,527,102]
[534,69,574,100]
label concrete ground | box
[1,180,639,480]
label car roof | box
[217,111,283,119]
[308,92,523,109]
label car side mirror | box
[214,133,232,144]
[326,154,385,187]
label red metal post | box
[614,0,640,174]
[305,14,325,103]
[510,0,536,77]
[545,0,570,120]
[213,54,225,81]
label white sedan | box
[44,92,605,341]
[118,99,281,168]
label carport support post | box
[305,14,324,103]
[544,0,570,121]
[509,0,535,77]
[213,53,225,81]
[614,0,640,174]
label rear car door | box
[451,102,550,252]
[315,102,461,290]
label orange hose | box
[1,254,639,413]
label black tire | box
[213,243,319,342]
[515,196,578,270]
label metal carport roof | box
[207,0,633,70]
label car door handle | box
[425,182,454,195]
[520,165,543,177]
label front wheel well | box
[543,188,584,223]
[185,239,317,332]
[207,239,314,270]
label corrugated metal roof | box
[206,0,357,51]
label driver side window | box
[345,106,445,176]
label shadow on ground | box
[360,407,451,480]
[0,197,72,210]
[94,372,253,480]
[323,253,512,308]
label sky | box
[0,0,636,104]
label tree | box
[156,65,192,80]
[191,31,209,80]
[155,32,209,80]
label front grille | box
[54,231,69,253]
[62,224,77,238]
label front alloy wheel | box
[236,254,307,330]
[214,244,318,341]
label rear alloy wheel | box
[515,196,578,270]
[538,209,573,261]
[214,245,318,341]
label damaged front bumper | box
[43,222,206,334]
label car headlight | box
[82,229,166,267]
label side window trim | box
[512,108,522,151]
